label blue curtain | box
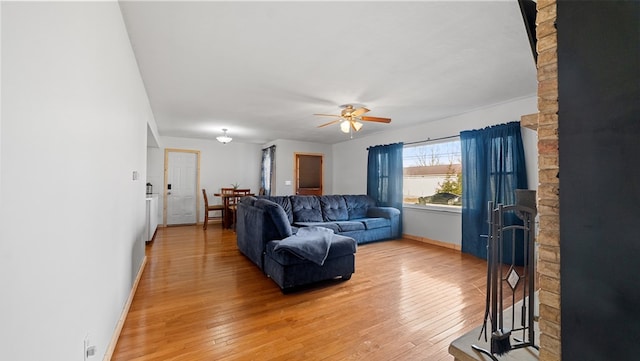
[260,145,276,196]
[367,142,403,234]
[461,122,527,264]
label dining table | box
[213,191,255,229]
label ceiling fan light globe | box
[340,121,350,133]
[353,121,363,131]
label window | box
[403,139,462,206]
[261,145,275,196]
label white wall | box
[265,139,333,196]
[332,96,538,246]
[1,2,152,361]
[147,136,263,225]
[1,4,3,199]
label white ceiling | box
[119,1,537,145]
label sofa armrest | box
[367,206,400,219]
[367,207,401,238]
[237,197,292,271]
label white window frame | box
[402,138,462,210]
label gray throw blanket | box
[274,226,334,265]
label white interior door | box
[166,151,197,225]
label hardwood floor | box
[112,225,490,361]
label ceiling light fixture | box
[216,128,232,144]
[314,104,391,137]
[340,120,364,134]
[340,121,351,133]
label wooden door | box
[295,153,323,195]
[164,149,200,225]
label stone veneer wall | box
[535,1,560,360]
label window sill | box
[403,203,462,214]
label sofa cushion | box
[343,195,376,220]
[294,222,340,234]
[266,234,357,266]
[319,195,349,221]
[340,227,391,244]
[258,196,293,224]
[334,221,366,232]
[290,195,323,222]
[355,217,390,230]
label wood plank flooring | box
[112,225,490,361]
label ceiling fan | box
[314,104,391,134]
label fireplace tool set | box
[472,195,538,360]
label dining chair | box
[202,189,224,230]
[228,188,251,231]
[220,188,238,229]
[220,187,235,195]
[233,188,251,196]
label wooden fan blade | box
[360,116,391,123]
[313,113,342,117]
[351,107,370,117]
[317,119,340,128]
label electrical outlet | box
[84,335,96,361]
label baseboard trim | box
[403,234,462,251]
[103,256,147,361]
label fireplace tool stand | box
[472,200,538,360]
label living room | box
[147,95,539,248]
[3,2,639,361]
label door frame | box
[294,152,323,195]
[163,148,201,226]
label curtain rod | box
[404,134,459,146]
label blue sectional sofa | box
[236,194,400,291]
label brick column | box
[536,1,561,360]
